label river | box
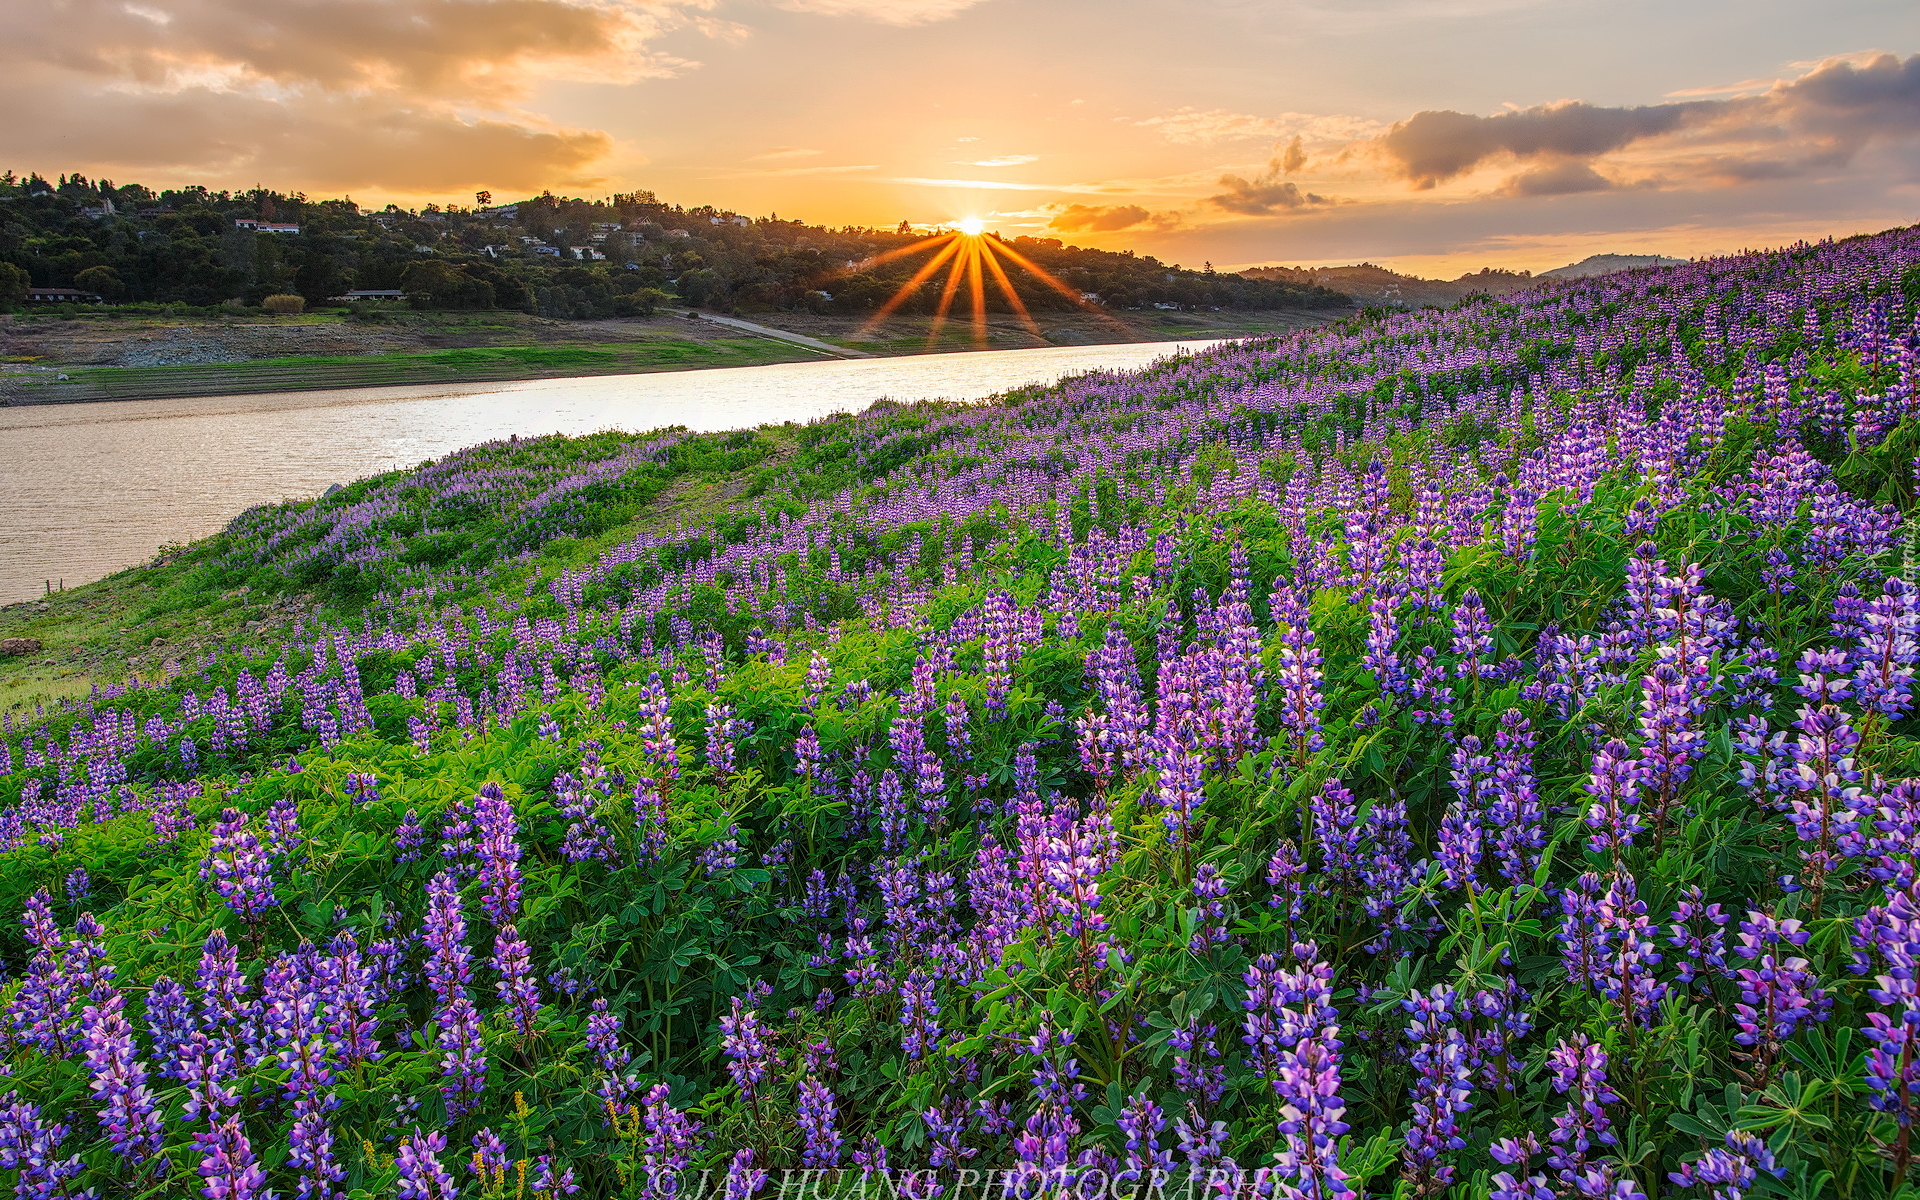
[0,339,1224,602]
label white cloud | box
[958,154,1038,167]
[770,0,989,24]
[1138,107,1385,146]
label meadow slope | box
[2,228,1920,1200]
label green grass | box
[8,336,820,402]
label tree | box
[400,261,495,309]
[475,191,492,209]
[0,262,27,308]
[675,267,720,307]
[74,265,124,300]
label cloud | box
[881,177,1080,191]
[0,0,697,102]
[1379,101,1695,188]
[1500,159,1613,196]
[1374,52,1920,191]
[0,0,722,193]
[742,163,880,177]
[1048,203,1153,232]
[1139,107,1382,145]
[1207,144,1333,214]
[0,68,610,191]
[960,155,1039,167]
[771,0,990,23]
[748,147,825,161]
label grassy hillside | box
[1,232,1920,1200]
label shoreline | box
[0,307,1345,407]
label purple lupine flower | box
[1464,978,1533,1095]
[1781,704,1865,896]
[636,1083,705,1200]
[290,1105,345,1200]
[7,888,83,1056]
[1401,985,1472,1194]
[438,993,487,1118]
[201,807,278,926]
[1169,1018,1226,1107]
[922,1101,976,1170]
[264,792,304,870]
[1309,777,1365,882]
[705,703,747,778]
[1266,839,1305,929]
[635,672,681,779]
[719,990,777,1103]
[900,970,942,1061]
[493,924,541,1038]
[723,1149,768,1200]
[633,775,669,862]
[1851,576,1920,717]
[587,998,638,1113]
[1637,662,1707,835]
[1436,796,1484,893]
[422,871,471,1006]
[1583,741,1645,862]
[533,1155,581,1197]
[1546,1035,1619,1178]
[797,1077,844,1167]
[1666,887,1731,986]
[1272,582,1327,765]
[1189,863,1230,953]
[1117,1091,1174,1181]
[1729,910,1829,1083]
[1364,589,1406,696]
[1488,710,1544,885]
[1451,588,1494,685]
[1270,1028,1355,1200]
[195,1112,269,1200]
[556,774,615,865]
[395,809,426,864]
[1668,1129,1782,1200]
[473,786,522,926]
[146,975,196,1078]
[0,1092,90,1198]
[396,1129,457,1200]
[80,990,165,1168]
[179,1031,241,1121]
[1562,872,1666,1029]
[1489,1134,1555,1200]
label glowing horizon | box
[4,2,1916,278]
[852,223,1121,349]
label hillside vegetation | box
[0,172,1345,319]
[2,230,1920,1200]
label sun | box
[848,219,1124,351]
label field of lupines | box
[3,227,1920,1200]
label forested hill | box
[0,171,1348,318]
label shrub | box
[262,293,306,314]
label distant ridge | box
[1536,253,1687,280]
[1238,262,1535,307]
[1240,251,1692,308]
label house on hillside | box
[234,219,301,234]
[25,287,102,303]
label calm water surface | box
[0,339,1223,602]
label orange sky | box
[5,0,1919,276]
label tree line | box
[0,172,1349,319]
